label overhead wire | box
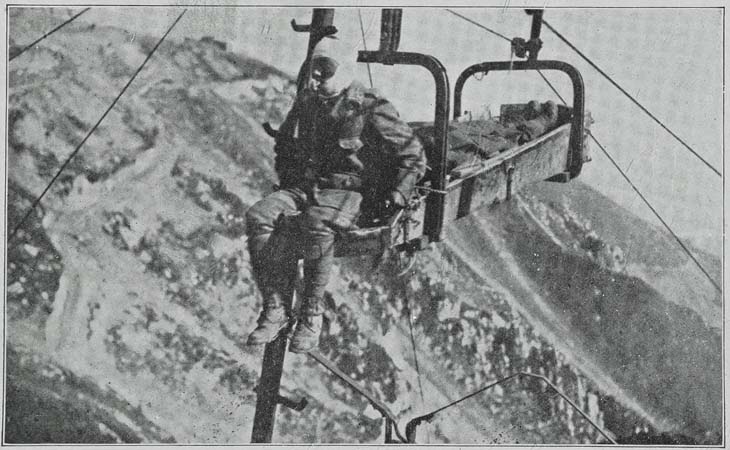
[398,260,426,400]
[445,9,511,42]
[9,7,91,62]
[537,71,721,293]
[402,280,428,442]
[358,9,374,89]
[9,9,188,242]
[542,19,722,178]
[449,11,721,293]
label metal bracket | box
[277,394,308,412]
[511,36,542,60]
[511,9,544,61]
[291,19,338,38]
[262,122,278,138]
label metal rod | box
[359,50,449,242]
[357,9,374,88]
[379,9,402,52]
[405,372,617,444]
[526,9,544,61]
[308,350,407,443]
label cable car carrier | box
[251,7,590,444]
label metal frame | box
[404,372,617,444]
[357,50,450,243]
[453,60,586,179]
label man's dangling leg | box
[245,189,305,345]
[289,233,335,353]
[289,189,362,353]
[246,234,299,345]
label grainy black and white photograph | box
[3,2,724,446]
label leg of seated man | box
[245,188,307,345]
[290,189,362,353]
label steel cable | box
[537,70,721,293]
[542,19,721,178]
[9,7,91,62]
[445,9,511,42]
[358,9,374,88]
[403,281,426,403]
[9,9,188,242]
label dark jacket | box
[274,81,426,209]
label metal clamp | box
[511,36,543,60]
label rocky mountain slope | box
[5,9,722,445]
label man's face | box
[311,57,338,97]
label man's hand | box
[384,190,407,211]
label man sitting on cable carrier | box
[244,36,426,353]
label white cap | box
[311,37,340,79]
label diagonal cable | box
[9,7,91,61]
[445,9,511,42]
[358,9,374,88]
[538,71,721,293]
[542,19,721,178]
[403,285,425,404]
[9,9,187,242]
[588,131,721,293]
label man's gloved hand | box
[383,190,407,211]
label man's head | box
[310,36,342,97]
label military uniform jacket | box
[274,81,426,211]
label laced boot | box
[289,297,324,353]
[247,291,290,346]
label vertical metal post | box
[526,9,544,61]
[250,9,336,443]
[250,324,289,442]
[379,9,402,52]
[528,10,543,41]
[250,262,297,443]
[384,418,393,443]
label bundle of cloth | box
[411,100,571,178]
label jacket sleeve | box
[273,90,312,188]
[366,96,426,200]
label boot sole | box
[246,321,290,346]
[288,329,320,353]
